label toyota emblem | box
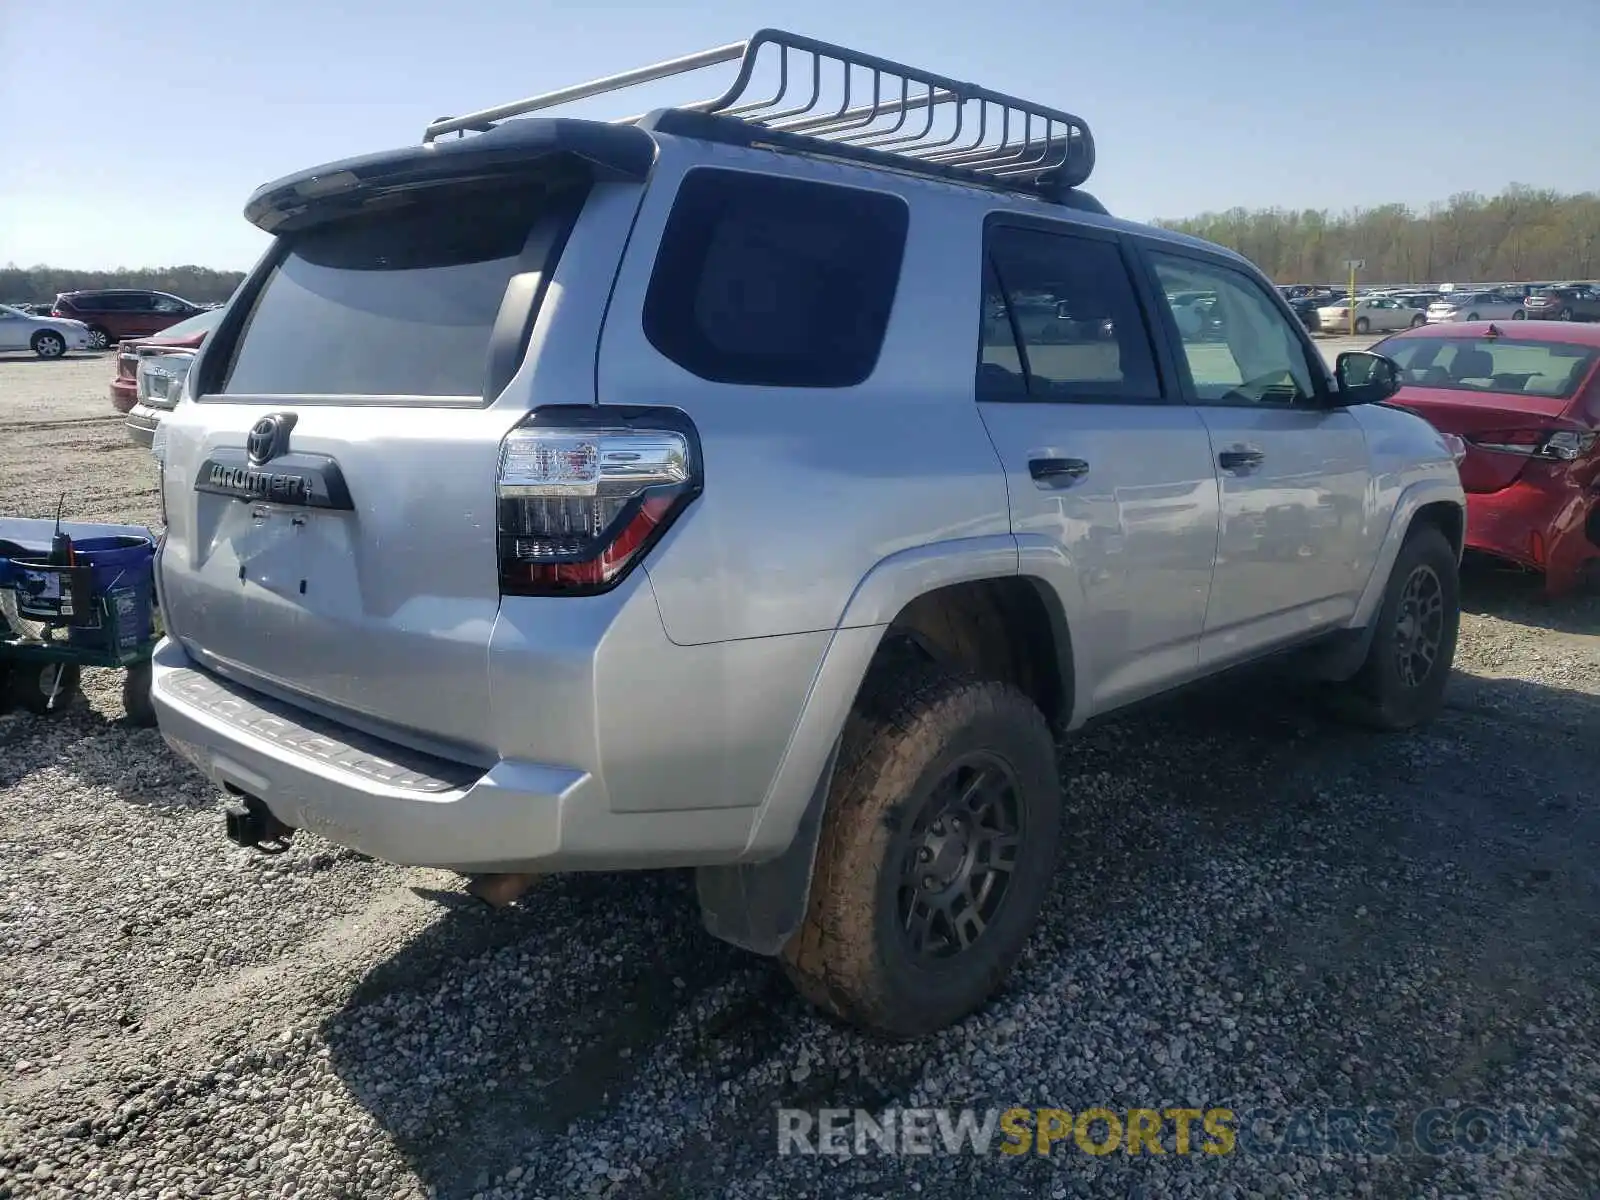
[246,414,293,465]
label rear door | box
[975,219,1220,712]
[1137,244,1371,667]
[157,162,635,750]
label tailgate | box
[155,129,648,750]
[158,404,511,749]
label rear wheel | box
[31,330,65,359]
[1410,313,1426,328]
[1512,309,1526,320]
[12,663,82,716]
[1354,317,1370,334]
[85,326,111,350]
[1466,312,1480,321]
[1330,525,1459,731]
[1559,306,1575,321]
[782,658,1062,1039]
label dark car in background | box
[52,289,206,349]
[1286,289,1342,330]
[109,307,226,445]
[1522,285,1600,322]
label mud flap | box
[695,739,840,956]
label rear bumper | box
[148,584,835,871]
[1465,478,1599,592]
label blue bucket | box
[62,534,157,654]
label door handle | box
[1028,457,1090,486]
[1218,447,1265,473]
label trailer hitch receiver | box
[223,790,295,853]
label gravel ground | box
[2,354,1597,1199]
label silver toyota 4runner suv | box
[150,31,1465,1038]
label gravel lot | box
[2,353,1597,1199]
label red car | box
[109,307,225,445]
[1372,321,1600,595]
[54,288,206,349]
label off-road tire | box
[1331,525,1459,730]
[781,659,1061,1039]
[12,663,82,716]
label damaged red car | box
[1371,321,1600,595]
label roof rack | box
[422,29,1096,201]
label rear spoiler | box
[243,119,656,234]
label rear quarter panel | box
[597,139,1013,647]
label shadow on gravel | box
[1460,557,1600,636]
[319,870,747,1195]
[0,697,215,812]
[313,655,1600,1198]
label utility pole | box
[1343,259,1365,335]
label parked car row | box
[108,307,225,445]
[1277,281,1600,333]
[1,289,223,365]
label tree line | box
[0,264,246,306]
[1159,185,1600,286]
[6,184,1598,299]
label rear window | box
[220,181,569,398]
[1381,336,1598,399]
[643,169,908,388]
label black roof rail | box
[423,29,1096,204]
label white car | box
[1426,291,1526,323]
[1315,296,1426,335]
[0,304,92,358]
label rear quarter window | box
[642,169,909,388]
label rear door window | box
[219,181,575,399]
[980,224,1161,402]
[643,169,908,388]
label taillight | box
[496,407,700,596]
[1466,429,1597,462]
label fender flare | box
[697,533,1072,954]
[1351,475,1466,630]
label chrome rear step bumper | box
[149,638,757,873]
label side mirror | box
[1335,350,1402,405]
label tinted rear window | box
[643,169,908,388]
[220,183,564,398]
[1382,336,1598,399]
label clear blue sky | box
[2,0,1596,271]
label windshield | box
[1379,336,1598,399]
[155,307,226,340]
